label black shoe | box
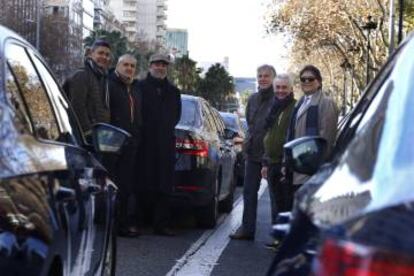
[118,226,140,238]
[154,228,176,236]
[229,229,254,240]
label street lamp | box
[398,0,404,44]
[340,59,351,115]
[362,16,377,85]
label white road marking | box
[166,180,268,276]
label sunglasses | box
[300,77,316,83]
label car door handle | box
[55,186,76,201]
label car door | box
[210,108,235,200]
[4,41,109,275]
[29,48,113,274]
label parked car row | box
[269,32,414,275]
[0,26,129,276]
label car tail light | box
[176,138,209,157]
[176,185,204,192]
[314,238,414,276]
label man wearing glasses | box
[286,65,338,190]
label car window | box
[201,102,217,134]
[210,108,225,136]
[210,108,224,136]
[334,50,400,156]
[339,79,393,182]
[6,43,60,140]
[4,64,33,134]
[28,51,81,144]
[178,99,201,128]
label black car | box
[0,25,129,276]
[174,95,236,228]
[219,112,246,186]
[268,33,414,275]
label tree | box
[197,63,235,110]
[169,54,202,93]
[266,0,414,110]
[41,14,83,81]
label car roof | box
[219,111,238,118]
[0,25,34,51]
[181,94,202,101]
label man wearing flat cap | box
[63,39,112,135]
[137,52,181,236]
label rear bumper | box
[173,168,215,207]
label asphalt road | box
[116,185,275,276]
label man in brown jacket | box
[286,65,338,189]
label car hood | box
[300,38,414,228]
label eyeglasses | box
[300,77,316,83]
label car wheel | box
[196,179,219,229]
[102,231,117,276]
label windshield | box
[178,99,201,128]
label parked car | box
[174,95,237,228]
[268,33,414,275]
[240,117,248,134]
[0,25,130,276]
[219,112,246,186]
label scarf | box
[264,92,294,130]
[115,70,134,85]
[85,57,110,108]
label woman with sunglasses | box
[285,65,339,191]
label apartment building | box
[166,28,188,58]
[94,0,127,33]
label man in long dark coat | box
[108,54,142,237]
[138,53,181,236]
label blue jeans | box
[241,160,263,236]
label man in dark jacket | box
[261,74,296,224]
[138,53,181,236]
[108,54,142,237]
[63,40,111,136]
[230,64,276,240]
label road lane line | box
[166,180,268,276]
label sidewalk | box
[212,186,275,276]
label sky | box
[166,0,289,78]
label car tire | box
[102,230,117,276]
[196,178,219,229]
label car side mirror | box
[284,136,327,175]
[92,123,131,154]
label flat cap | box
[149,53,171,64]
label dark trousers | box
[115,140,140,229]
[138,191,171,230]
[241,160,263,236]
[153,192,171,230]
